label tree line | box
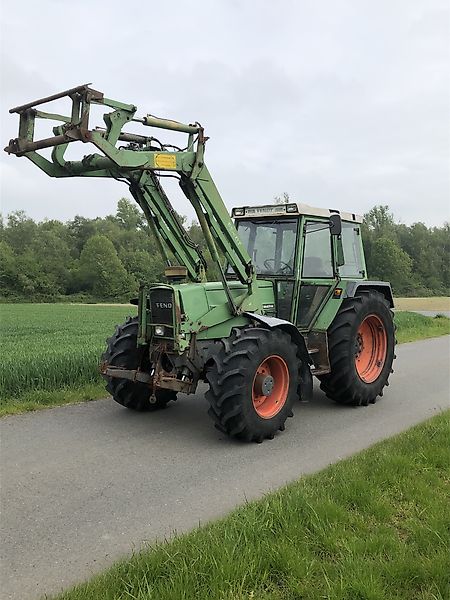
[362,205,449,297]
[0,199,448,301]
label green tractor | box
[5,85,396,442]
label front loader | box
[5,85,396,442]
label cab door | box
[295,218,337,331]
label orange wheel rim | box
[252,355,289,419]
[355,314,387,383]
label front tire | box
[206,327,300,442]
[101,316,176,411]
[319,291,395,406]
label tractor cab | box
[230,203,365,328]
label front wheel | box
[101,316,176,411]
[318,291,395,406]
[206,327,300,442]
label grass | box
[0,384,108,416]
[0,304,448,416]
[52,411,450,600]
[395,296,450,311]
[0,304,135,416]
[395,311,450,344]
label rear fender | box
[344,281,394,308]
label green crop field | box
[0,304,136,414]
[0,303,449,416]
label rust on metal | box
[158,376,192,393]
[4,134,73,155]
[9,84,96,114]
[101,366,152,384]
[164,265,188,279]
[305,331,331,375]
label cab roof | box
[231,202,363,224]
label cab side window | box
[302,222,333,278]
[339,223,365,278]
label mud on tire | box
[206,326,300,442]
[101,316,176,411]
[318,291,395,406]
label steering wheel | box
[263,258,291,274]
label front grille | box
[149,288,174,326]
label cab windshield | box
[233,219,297,276]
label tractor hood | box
[144,279,276,347]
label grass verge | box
[0,383,107,417]
[395,311,450,344]
[53,411,450,600]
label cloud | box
[0,0,448,226]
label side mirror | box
[329,214,342,236]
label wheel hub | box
[252,355,290,419]
[254,374,274,396]
[354,314,387,383]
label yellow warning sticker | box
[153,153,177,169]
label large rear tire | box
[101,316,176,411]
[319,291,395,406]
[206,327,300,442]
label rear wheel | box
[101,316,176,411]
[206,327,300,442]
[319,291,395,406]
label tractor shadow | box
[98,384,220,444]
[97,381,354,448]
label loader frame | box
[5,84,257,315]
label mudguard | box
[344,281,394,308]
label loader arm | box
[5,84,256,311]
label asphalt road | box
[414,310,450,318]
[1,335,449,600]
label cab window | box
[339,222,364,278]
[302,221,333,278]
[234,219,297,275]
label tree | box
[31,229,73,294]
[4,210,37,253]
[274,192,291,205]
[0,240,17,296]
[397,222,447,294]
[434,223,450,293]
[116,198,145,230]
[367,237,413,295]
[67,215,99,256]
[363,205,397,239]
[14,250,61,298]
[79,235,136,299]
[186,220,222,280]
[119,248,164,285]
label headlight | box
[154,325,165,336]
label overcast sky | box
[1,0,449,226]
